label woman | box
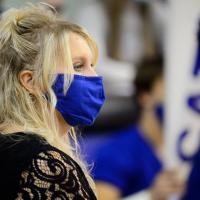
[0,3,105,200]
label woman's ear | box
[19,70,35,94]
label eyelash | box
[73,64,94,71]
[73,64,84,71]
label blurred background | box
[1,0,200,199]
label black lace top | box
[0,132,97,200]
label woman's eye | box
[73,64,84,71]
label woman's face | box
[56,32,97,76]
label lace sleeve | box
[15,149,96,200]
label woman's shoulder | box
[0,132,75,169]
[0,132,47,148]
[6,133,97,200]
[0,132,47,158]
[16,145,97,199]
[0,132,97,199]
[0,132,50,172]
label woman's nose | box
[84,66,98,77]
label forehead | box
[69,32,93,61]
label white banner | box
[165,0,200,178]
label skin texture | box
[19,32,97,136]
[96,182,121,200]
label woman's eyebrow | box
[72,52,93,62]
[72,57,85,62]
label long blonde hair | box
[0,3,98,191]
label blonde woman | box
[0,3,105,200]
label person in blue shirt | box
[82,58,184,200]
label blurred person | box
[102,0,158,61]
[82,58,184,200]
[0,3,105,199]
[73,0,167,64]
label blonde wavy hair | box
[0,3,98,191]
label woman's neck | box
[139,109,163,152]
[55,111,71,137]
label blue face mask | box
[52,74,105,126]
[154,103,164,125]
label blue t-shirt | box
[182,147,200,200]
[82,126,162,197]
